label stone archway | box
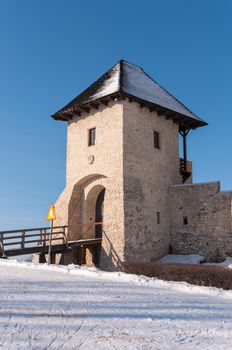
[57,171,123,270]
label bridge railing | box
[0,226,68,256]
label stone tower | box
[52,60,206,270]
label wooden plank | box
[2,232,63,240]
[2,244,70,257]
[4,241,22,246]
[68,238,102,247]
[2,234,24,240]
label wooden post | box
[0,233,5,257]
[43,229,46,246]
[48,220,53,265]
[39,229,43,245]
[180,128,190,171]
[21,232,25,249]
[63,226,68,248]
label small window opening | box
[183,216,188,225]
[154,131,160,149]
[88,127,96,146]
[157,211,160,224]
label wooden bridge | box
[0,226,102,259]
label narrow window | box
[154,131,160,149]
[183,216,188,225]
[157,211,160,224]
[88,127,96,146]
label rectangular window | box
[183,216,188,225]
[157,211,160,224]
[88,127,96,146]
[154,131,160,149]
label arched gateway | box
[63,175,107,267]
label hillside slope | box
[0,260,231,349]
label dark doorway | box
[95,188,105,238]
[93,188,105,266]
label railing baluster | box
[0,233,5,257]
[39,229,43,246]
[21,231,25,249]
[43,229,47,246]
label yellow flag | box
[46,204,56,221]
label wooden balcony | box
[179,158,192,183]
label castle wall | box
[169,182,232,261]
[122,99,182,263]
[54,98,230,270]
[54,101,125,270]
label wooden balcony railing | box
[179,158,192,183]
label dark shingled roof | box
[52,60,207,129]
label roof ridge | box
[119,60,123,92]
[120,59,144,70]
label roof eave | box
[51,91,207,130]
[51,92,122,121]
[121,92,207,129]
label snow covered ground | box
[158,254,232,268]
[158,254,205,265]
[0,260,232,349]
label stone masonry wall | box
[54,101,125,270]
[123,99,182,263]
[169,181,232,261]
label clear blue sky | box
[0,0,231,229]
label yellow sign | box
[46,204,56,221]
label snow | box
[158,254,205,265]
[122,61,201,121]
[0,260,232,349]
[80,60,204,124]
[89,63,120,101]
[158,253,232,268]
[217,257,232,268]
[206,257,232,269]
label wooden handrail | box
[0,223,105,256]
[0,226,68,253]
[0,225,68,235]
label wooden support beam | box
[72,107,82,116]
[171,115,183,123]
[118,92,125,100]
[90,101,100,109]
[61,116,71,121]
[165,112,179,120]
[109,93,122,102]
[179,128,190,172]
[157,108,166,116]
[110,94,118,101]
[62,109,81,119]
[59,112,72,121]
[100,99,109,106]
[80,105,90,113]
